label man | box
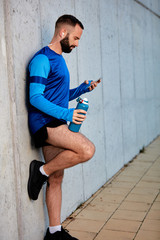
[27,15,100,240]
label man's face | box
[60,24,83,53]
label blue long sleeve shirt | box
[28,46,91,134]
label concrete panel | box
[117,0,138,163]
[143,6,156,144]
[152,13,160,137]
[131,1,148,149]
[0,1,18,239]
[146,100,157,141]
[121,101,138,163]
[100,0,124,179]
[61,165,84,222]
[8,0,42,116]
[4,0,46,239]
[75,0,107,200]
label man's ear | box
[59,28,67,38]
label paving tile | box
[136,181,160,189]
[94,193,125,204]
[147,163,160,170]
[103,219,141,233]
[146,170,160,177]
[125,193,156,203]
[135,230,160,240]
[120,168,146,176]
[156,194,160,202]
[112,209,146,221]
[141,219,160,232]
[151,202,160,210]
[146,210,160,220]
[119,201,151,212]
[141,175,160,183]
[67,219,104,233]
[95,229,135,240]
[156,156,160,161]
[131,187,159,196]
[114,174,140,183]
[135,154,157,162]
[87,199,119,212]
[107,181,135,189]
[66,230,96,240]
[152,164,160,170]
[76,209,112,221]
[129,161,152,168]
[101,187,129,196]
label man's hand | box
[84,78,101,91]
[72,109,87,124]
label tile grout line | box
[92,154,160,239]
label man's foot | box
[44,228,62,240]
[27,160,48,200]
[61,227,79,240]
[44,227,79,240]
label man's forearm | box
[69,81,92,101]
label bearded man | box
[27,14,100,240]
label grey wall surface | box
[0,0,160,239]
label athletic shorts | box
[32,118,66,148]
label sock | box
[39,165,49,177]
[49,225,61,234]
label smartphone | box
[96,78,101,83]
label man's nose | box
[75,40,79,47]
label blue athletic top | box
[28,46,91,134]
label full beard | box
[60,34,75,53]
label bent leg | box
[43,145,64,226]
[43,124,95,176]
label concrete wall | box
[0,0,160,239]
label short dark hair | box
[55,14,84,30]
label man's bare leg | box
[42,145,64,227]
[43,124,95,176]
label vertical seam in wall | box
[116,0,125,164]
[3,1,22,239]
[74,0,85,202]
[142,7,148,145]
[98,0,108,181]
[150,11,155,137]
[150,6,158,137]
[131,0,138,152]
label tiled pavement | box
[63,136,160,240]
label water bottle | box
[69,97,89,132]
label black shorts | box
[33,119,66,148]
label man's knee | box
[80,141,95,163]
